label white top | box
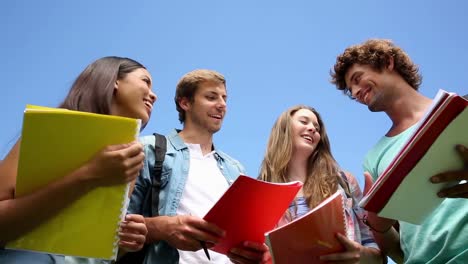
[176,143,231,264]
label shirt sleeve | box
[127,139,154,216]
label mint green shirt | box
[363,125,468,264]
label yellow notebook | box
[6,105,141,260]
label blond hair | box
[259,105,340,209]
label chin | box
[209,126,221,134]
[296,143,315,151]
[368,103,384,112]
[139,111,150,122]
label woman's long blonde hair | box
[259,105,341,209]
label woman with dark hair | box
[0,56,157,263]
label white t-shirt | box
[176,143,231,264]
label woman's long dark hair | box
[59,56,145,114]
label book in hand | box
[360,89,468,224]
[203,175,303,255]
[6,105,141,260]
[264,191,348,264]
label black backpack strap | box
[151,133,167,217]
[115,134,166,264]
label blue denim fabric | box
[0,248,111,263]
[0,249,64,264]
[128,129,245,264]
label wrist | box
[146,216,168,243]
[380,251,389,264]
[361,246,387,264]
[65,164,96,192]
[364,215,395,234]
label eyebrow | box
[206,90,227,98]
[348,71,357,87]
[299,116,320,127]
[299,116,316,123]
[142,75,152,85]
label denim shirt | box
[1,244,109,263]
[128,129,245,264]
[0,250,64,264]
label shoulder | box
[139,133,169,148]
[138,135,158,163]
[364,126,416,179]
[339,170,363,198]
[139,134,156,146]
[165,129,187,151]
[0,140,21,201]
[341,170,359,188]
[217,150,241,164]
[216,150,245,171]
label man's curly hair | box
[330,39,422,95]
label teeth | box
[144,100,152,111]
[302,135,312,141]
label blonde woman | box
[258,105,384,263]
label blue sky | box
[3,0,467,181]
[2,1,467,262]
[2,1,467,185]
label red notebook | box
[360,90,468,224]
[265,191,348,264]
[203,175,302,255]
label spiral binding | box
[111,119,141,260]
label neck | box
[384,88,432,136]
[179,127,214,155]
[287,151,309,184]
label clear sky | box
[1,2,467,262]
